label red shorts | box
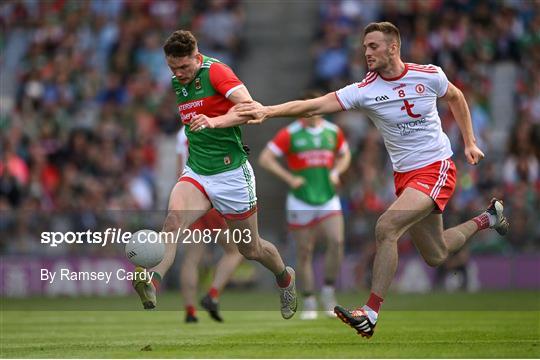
[190,208,228,230]
[393,159,456,212]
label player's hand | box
[190,114,216,132]
[288,176,305,189]
[464,144,485,165]
[233,101,268,125]
[330,170,340,186]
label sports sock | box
[361,305,379,324]
[365,292,383,314]
[186,305,196,317]
[150,271,162,289]
[472,212,495,231]
[276,267,291,288]
[208,287,219,300]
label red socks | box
[472,213,490,231]
[366,292,384,313]
[276,268,291,288]
[208,287,219,299]
[186,305,196,316]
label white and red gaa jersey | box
[335,63,453,172]
[176,126,189,170]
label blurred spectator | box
[313,30,350,89]
[0,0,246,256]
[503,120,539,188]
[1,0,245,217]
[193,0,244,67]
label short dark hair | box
[163,30,197,58]
[363,22,401,49]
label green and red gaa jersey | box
[268,120,349,205]
[173,55,247,175]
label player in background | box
[132,30,297,320]
[192,21,509,338]
[176,127,243,323]
[258,91,351,319]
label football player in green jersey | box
[259,91,351,319]
[132,30,297,320]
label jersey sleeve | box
[209,62,244,98]
[267,128,290,157]
[434,66,450,97]
[335,83,363,110]
[336,127,349,154]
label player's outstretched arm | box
[258,147,305,189]
[190,86,254,131]
[443,82,485,165]
[234,92,344,125]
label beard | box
[372,53,392,72]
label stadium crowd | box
[0,0,245,253]
[1,0,538,258]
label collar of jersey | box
[303,123,324,135]
[379,63,408,82]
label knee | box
[424,248,449,267]
[163,211,182,232]
[375,214,400,245]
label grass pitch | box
[1,291,539,358]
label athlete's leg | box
[317,213,344,315]
[286,194,317,317]
[407,213,446,266]
[410,199,508,267]
[133,181,211,309]
[225,212,297,319]
[150,181,211,278]
[212,233,243,291]
[371,188,434,297]
[180,240,205,321]
[334,188,434,337]
[441,221,478,253]
[317,214,344,287]
[209,161,296,318]
[225,212,286,275]
[292,227,316,295]
[199,233,244,323]
[292,226,318,320]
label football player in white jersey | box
[222,21,509,338]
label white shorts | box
[286,194,342,229]
[180,162,257,220]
